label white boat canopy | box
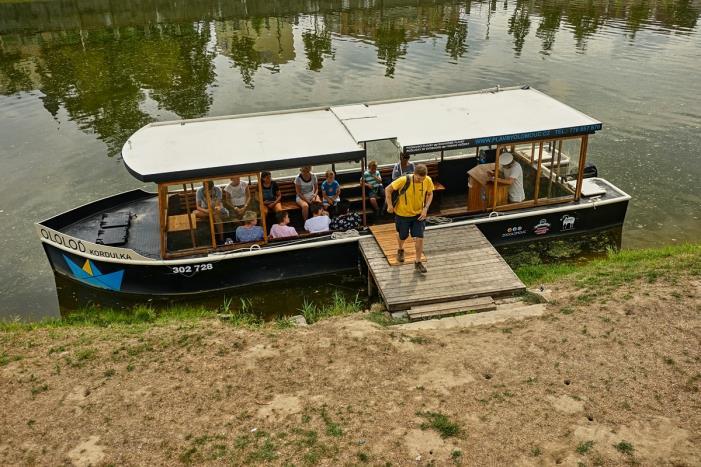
[122,86,602,183]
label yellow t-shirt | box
[391,175,434,217]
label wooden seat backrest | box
[427,163,439,180]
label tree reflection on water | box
[0,0,698,154]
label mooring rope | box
[330,229,360,239]
[426,216,453,225]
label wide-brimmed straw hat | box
[242,211,257,222]
[498,152,514,166]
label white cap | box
[498,152,514,166]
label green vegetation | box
[0,305,218,331]
[417,411,461,438]
[319,407,343,437]
[515,243,700,287]
[576,440,594,454]
[613,440,634,455]
[299,292,363,324]
[1,292,365,332]
[0,352,22,366]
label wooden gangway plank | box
[407,296,496,322]
[359,224,525,311]
[369,224,426,265]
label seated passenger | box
[295,166,321,220]
[224,176,250,218]
[269,211,298,239]
[195,181,228,218]
[304,203,331,233]
[391,154,415,181]
[321,169,341,215]
[361,160,384,212]
[329,201,361,231]
[260,171,282,214]
[235,211,264,243]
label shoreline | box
[1,242,699,465]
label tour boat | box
[36,86,630,295]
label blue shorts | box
[395,215,425,240]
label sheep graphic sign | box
[561,214,576,231]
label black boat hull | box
[42,198,628,296]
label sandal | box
[414,262,427,274]
[397,249,405,263]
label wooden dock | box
[359,223,525,316]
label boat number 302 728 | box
[171,263,214,274]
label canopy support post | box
[204,182,217,249]
[361,143,367,227]
[575,135,589,201]
[534,142,544,205]
[547,139,556,198]
[492,145,501,211]
[182,184,196,248]
[257,174,268,243]
[158,185,167,259]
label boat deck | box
[359,223,525,312]
[62,197,162,259]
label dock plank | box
[407,296,496,321]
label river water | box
[1,0,699,320]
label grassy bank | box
[515,242,700,286]
[1,242,699,465]
[0,292,364,332]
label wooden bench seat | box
[276,180,302,212]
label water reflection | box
[31,24,215,155]
[1,0,697,105]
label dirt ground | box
[1,276,700,466]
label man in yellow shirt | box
[385,164,434,273]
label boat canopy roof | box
[122,86,602,183]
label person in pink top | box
[269,211,298,239]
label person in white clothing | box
[224,176,250,218]
[304,203,331,233]
[490,152,525,203]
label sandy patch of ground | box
[256,394,303,420]
[410,365,476,395]
[67,436,105,467]
[403,428,458,462]
[547,394,585,414]
[1,276,699,465]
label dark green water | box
[1,0,699,319]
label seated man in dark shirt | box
[330,200,361,231]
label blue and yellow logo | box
[63,255,124,291]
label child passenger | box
[303,203,331,233]
[321,170,341,213]
[269,211,298,239]
[362,160,383,212]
